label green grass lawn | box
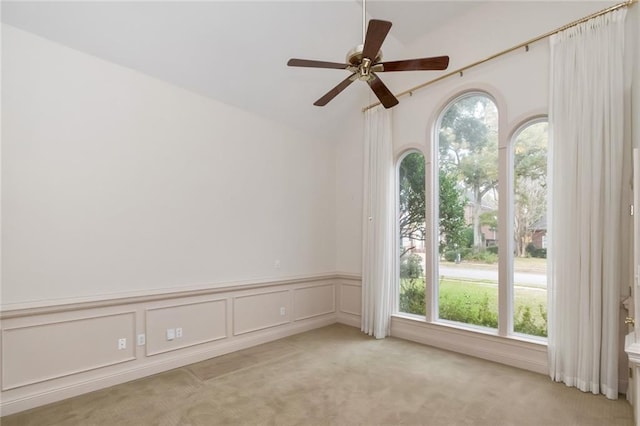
[439,257,547,274]
[399,277,547,337]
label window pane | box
[398,152,426,316]
[437,95,499,329]
[513,121,548,338]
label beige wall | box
[1,24,338,306]
[0,275,362,416]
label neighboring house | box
[464,201,498,247]
[531,217,547,250]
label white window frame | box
[426,91,503,332]
[509,116,549,341]
[396,148,428,318]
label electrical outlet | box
[274,259,281,269]
[280,307,286,316]
[176,327,183,338]
[137,334,146,346]
[118,338,127,350]
[166,328,175,341]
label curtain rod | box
[363,0,636,112]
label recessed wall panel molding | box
[0,275,343,416]
[233,290,290,335]
[1,312,136,390]
[145,299,227,356]
[339,283,362,316]
[293,284,335,321]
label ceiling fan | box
[287,4,450,109]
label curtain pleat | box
[548,9,626,399]
[362,108,396,339]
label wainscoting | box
[0,274,362,416]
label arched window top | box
[511,116,548,145]
[397,150,426,316]
[511,118,548,337]
[397,148,425,164]
[437,94,498,166]
[434,91,499,329]
[436,91,499,131]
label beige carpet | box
[2,324,634,425]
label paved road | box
[439,266,547,288]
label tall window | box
[398,151,426,316]
[395,92,549,341]
[437,94,499,329]
[512,120,548,337]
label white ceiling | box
[4,1,619,141]
[2,1,486,139]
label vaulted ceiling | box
[1,1,616,139]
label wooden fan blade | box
[362,19,392,60]
[367,74,398,109]
[379,56,450,72]
[314,73,358,106]
[287,59,350,70]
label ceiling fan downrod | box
[362,0,367,44]
[286,0,450,109]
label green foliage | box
[479,211,497,229]
[399,278,426,315]
[439,292,498,328]
[400,254,424,279]
[399,152,426,244]
[526,243,547,259]
[465,250,498,264]
[514,122,548,257]
[442,248,496,264]
[444,247,471,262]
[514,305,547,337]
[438,280,498,328]
[439,96,492,162]
[438,170,467,252]
[398,277,548,338]
[514,122,548,181]
[439,95,499,250]
[444,250,460,263]
[461,227,474,248]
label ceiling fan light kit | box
[287,16,450,109]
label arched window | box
[395,91,549,341]
[436,93,499,329]
[398,151,426,316]
[512,119,548,338]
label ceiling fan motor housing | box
[346,44,382,65]
[287,19,449,109]
[346,44,382,81]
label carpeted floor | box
[2,324,634,425]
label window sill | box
[390,314,548,374]
[393,313,548,346]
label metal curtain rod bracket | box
[362,0,636,112]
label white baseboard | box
[1,275,365,417]
[1,315,336,416]
[336,312,361,328]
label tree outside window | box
[397,94,548,338]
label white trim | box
[0,273,346,318]
[336,312,361,328]
[391,316,548,375]
[144,299,228,357]
[0,316,338,417]
[293,284,336,321]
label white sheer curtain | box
[361,107,396,339]
[548,9,626,399]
